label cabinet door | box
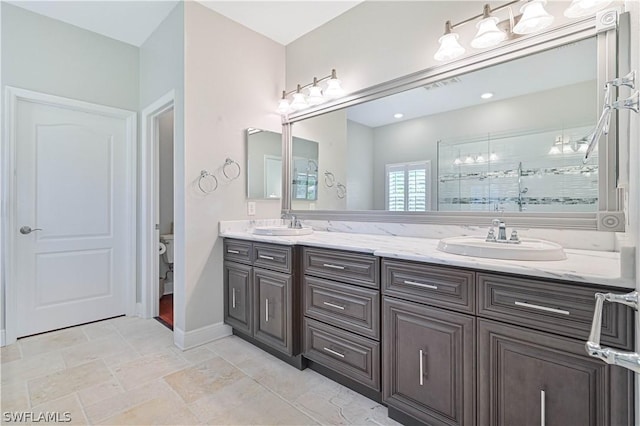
[223,262,252,334]
[383,297,475,426]
[478,319,633,426]
[253,268,292,355]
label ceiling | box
[6,0,362,47]
[347,37,597,128]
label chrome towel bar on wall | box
[585,291,640,374]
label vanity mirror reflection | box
[284,15,627,231]
[246,128,319,201]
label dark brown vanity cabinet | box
[478,319,633,426]
[223,239,300,359]
[302,247,382,395]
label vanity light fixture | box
[454,157,463,165]
[277,69,344,115]
[476,153,486,163]
[464,155,476,164]
[481,92,494,99]
[394,113,404,118]
[564,0,612,18]
[434,0,603,62]
[512,0,554,35]
[490,152,499,161]
[471,4,508,48]
[434,21,466,61]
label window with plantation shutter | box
[385,161,431,211]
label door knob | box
[19,226,43,235]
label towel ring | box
[324,171,335,187]
[336,183,347,199]
[198,170,218,194]
[223,158,241,180]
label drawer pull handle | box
[514,301,570,316]
[323,347,345,358]
[323,263,345,270]
[323,301,345,310]
[419,349,425,386]
[227,249,240,254]
[404,280,438,290]
[540,390,545,426]
[259,255,275,260]
[232,288,236,309]
[265,299,269,322]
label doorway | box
[3,88,137,344]
[157,108,174,329]
[140,91,175,328]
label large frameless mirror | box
[283,15,626,230]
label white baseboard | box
[174,322,232,350]
[1,329,6,347]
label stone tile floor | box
[0,316,401,425]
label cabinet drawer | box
[477,273,634,350]
[304,318,380,390]
[382,259,475,314]
[253,244,292,273]
[303,247,379,288]
[223,239,252,264]
[304,276,380,340]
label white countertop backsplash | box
[219,220,634,289]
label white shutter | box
[386,161,430,211]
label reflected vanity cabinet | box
[382,258,635,426]
[223,239,301,362]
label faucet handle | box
[509,230,520,243]
[492,218,502,227]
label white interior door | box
[14,95,134,337]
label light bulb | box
[513,0,554,35]
[276,98,290,115]
[307,85,324,106]
[464,155,475,164]
[324,77,344,99]
[434,32,465,61]
[454,158,463,165]
[564,0,612,18]
[290,92,308,111]
[476,154,485,163]
[471,16,507,49]
[490,152,498,161]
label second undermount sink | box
[252,225,314,236]
[437,236,566,261]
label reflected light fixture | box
[513,0,554,35]
[564,0,612,18]
[434,0,603,62]
[454,157,463,165]
[476,153,486,163]
[394,113,404,119]
[434,21,465,62]
[481,92,494,99]
[277,69,344,115]
[464,155,476,164]
[490,152,498,161]
[471,4,507,49]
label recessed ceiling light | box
[394,113,404,119]
[481,92,494,99]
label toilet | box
[159,234,174,297]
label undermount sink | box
[252,226,314,236]
[437,236,566,261]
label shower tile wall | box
[438,125,597,212]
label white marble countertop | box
[219,228,635,289]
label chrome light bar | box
[585,291,640,374]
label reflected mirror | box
[290,37,599,213]
[247,128,319,200]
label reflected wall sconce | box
[434,0,612,62]
[277,69,345,115]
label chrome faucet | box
[281,213,302,229]
[486,218,520,244]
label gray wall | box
[347,120,374,210]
